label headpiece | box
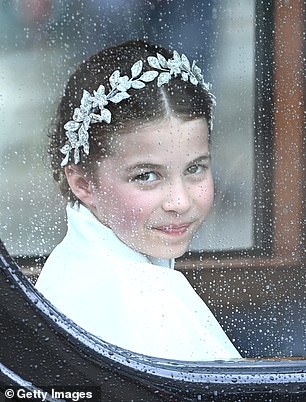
[60,50,215,167]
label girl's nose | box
[162,180,192,214]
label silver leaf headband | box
[60,50,214,167]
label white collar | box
[68,203,175,269]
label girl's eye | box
[133,171,159,183]
[186,164,208,175]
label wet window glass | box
[0,0,305,367]
[1,0,256,256]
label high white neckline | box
[69,203,175,269]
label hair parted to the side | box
[48,39,215,203]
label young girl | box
[36,40,241,360]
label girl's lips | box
[153,223,192,236]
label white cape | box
[36,204,241,361]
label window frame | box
[177,0,305,273]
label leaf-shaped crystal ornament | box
[156,53,167,68]
[92,85,108,108]
[139,71,158,82]
[110,91,130,104]
[109,70,120,89]
[60,131,79,167]
[181,54,191,70]
[80,90,91,108]
[131,80,146,89]
[64,121,80,131]
[73,147,80,165]
[131,60,143,78]
[116,75,131,92]
[147,56,161,69]
[61,49,214,166]
[167,51,182,76]
[60,145,71,167]
[157,72,171,87]
[181,72,189,82]
[100,109,112,123]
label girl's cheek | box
[121,195,154,226]
[199,177,214,201]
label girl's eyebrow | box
[125,154,211,173]
[125,162,163,173]
[190,154,211,164]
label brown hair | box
[48,39,215,203]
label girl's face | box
[90,117,214,259]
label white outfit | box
[36,204,241,361]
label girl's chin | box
[123,235,191,260]
[147,246,189,260]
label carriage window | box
[0,0,305,367]
[0,0,258,257]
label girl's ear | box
[64,165,94,207]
